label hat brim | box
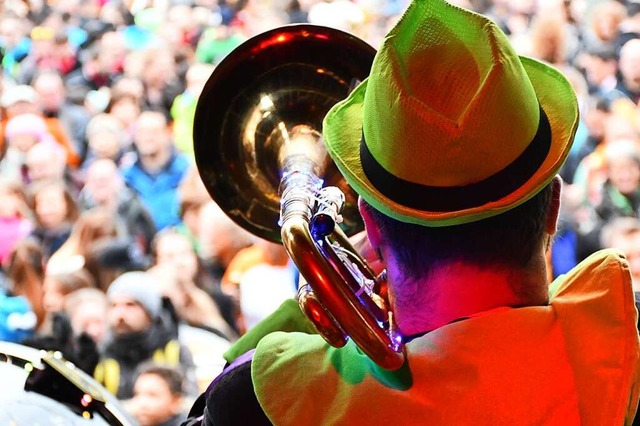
[323,56,579,226]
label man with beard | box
[94,271,196,400]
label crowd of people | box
[1,0,640,424]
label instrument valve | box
[311,186,345,237]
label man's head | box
[26,142,67,183]
[133,111,173,173]
[580,45,618,87]
[359,179,559,281]
[152,230,198,285]
[604,139,640,197]
[32,70,67,114]
[106,272,161,336]
[323,0,577,231]
[65,288,108,344]
[86,113,125,161]
[619,39,640,93]
[83,159,123,206]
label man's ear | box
[546,175,562,236]
[358,197,382,250]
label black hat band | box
[359,105,552,212]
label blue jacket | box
[121,152,190,230]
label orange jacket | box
[252,249,640,425]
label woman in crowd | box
[47,207,122,291]
[27,179,78,262]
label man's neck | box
[389,259,549,337]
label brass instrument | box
[193,25,405,370]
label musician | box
[184,0,640,424]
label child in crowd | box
[130,364,187,426]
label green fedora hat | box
[323,0,579,226]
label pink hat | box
[5,114,49,142]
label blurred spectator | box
[562,96,612,184]
[83,112,132,167]
[42,268,94,314]
[64,287,108,346]
[286,0,308,24]
[160,4,201,61]
[590,140,640,231]
[32,69,91,160]
[65,30,127,95]
[618,1,640,50]
[582,0,627,52]
[597,139,640,215]
[197,201,255,284]
[151,229,237,340]
[572,104,639,206]
[176,165,211,255]
[147,263,232,392]
[574,138,640,260]
[0,84,81,167]
[79,158,157,257]
[110,75,145,101]
[139,47,183,120]
[0,177,33,265]
[194,26,245,65]
[0,84,40,117]
[601,217,640,314]
[25,140,80,193]
[0,112,57,183]
[16,27,80,84]
[0,15,32,78]
[27,179,78,261]
[223,239,297,332]
[616,38,640,103]
[171,62,214,160]
[4,239,46,330]
[232,0,288,37]
[578,44,618,98]
[122,111,190,230]
[130,363,187,426]
[555,65,591,179]
[98,1,134,31]
[22,308,101,375]
[102,78,145,140]
[94,271,197,400]
[528,13,571,66]
[0,285,36,343]
[46,207,120,291]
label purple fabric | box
[205,349,256,395]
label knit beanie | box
[106,271,161,319]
